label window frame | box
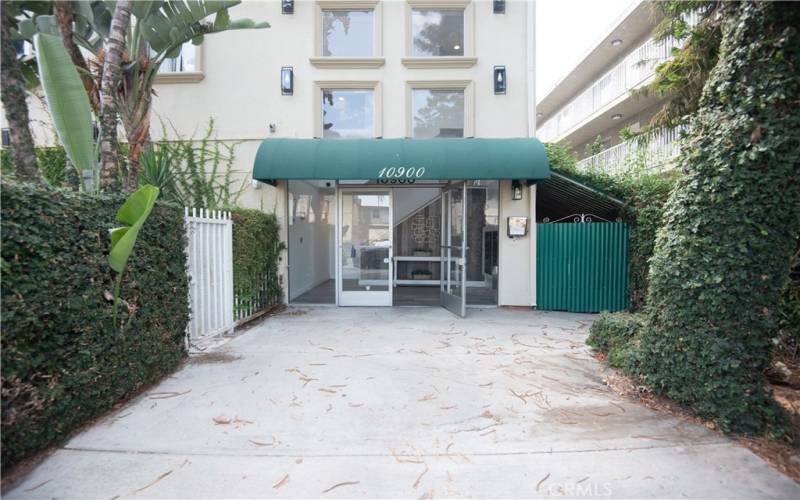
[154,43,204,84]
[314,80,383,138]
[406,80,474,138]
[403,0,476,68]
[311,0,385,68]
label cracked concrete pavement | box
[6,307,799,498]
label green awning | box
[252,138,550,182]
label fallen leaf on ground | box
[321,481,359,494]
[132,471,172,494]
[418,393,436,402]
[412,465,429,489]
[273,474,289,489]
[536,472,550,491]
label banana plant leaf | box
[33,33,95,176]
[109,185,160,273]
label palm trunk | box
[98,0,132,190]
[53,1,100,116]
[124,95,152,192]
[1,10,39,182]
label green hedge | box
[231,208,285,316]
[634,2,800,435]
[1,181,189,466]
[1,147,70,187]
[586,312,644,369]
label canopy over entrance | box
[252,138,550,183]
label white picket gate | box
[184,208,235,343]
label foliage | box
[584,135,606,157]
[149,118,246,209]
[16,1,269,190]
[636,1,724,132]
[1,146,68,187]
[586,312,644,369]
[1,180,189,467]
[32,33,96,189]
[634,2,800,435]
[109,185,160,327]
[231,208,285,316]
[544,143,677,310]
[138,147,183,204]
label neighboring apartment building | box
[536,1,684,174]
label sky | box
[536,0,635,100]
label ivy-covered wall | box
[633,2,800,434]
[1,181,189,467]
[231,208,285,317]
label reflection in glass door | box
[440,183,467,317]
[338,189,392,306]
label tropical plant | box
[139,147,183,204]
[32,32,96,189]
[635,1,723,132]
[108,185,160,327]
[16,1,269,191]
[1,1,46,181]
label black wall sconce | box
[282,0,294,15]
[494,66,507,95]
[281,66,293,95]
[493,0,505,14]
[1,128,10,147]
[511,179,523,201]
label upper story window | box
[411,88,464,138]
[402,1,475,68]
[154,43,204,83]
[158,44,197,73]
[322,10,374,56]
[411,9,464,57]
[322,89,375,139]
[312,1,384,68]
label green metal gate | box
[536,222,630,313]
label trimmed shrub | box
[1,181,189,467]
[231,208,285,317]
[634,2,800,435]
[586,312,644,369]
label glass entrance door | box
[338,188,393,306]
[440,182,467,317]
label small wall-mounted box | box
[507,216,529,238]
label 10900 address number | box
[377,167,426,179]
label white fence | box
[185,208,234,343]
[576,126,687,176]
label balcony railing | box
[537,36,683,142]
[576,126,686,176]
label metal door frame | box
[336,186,393,306]
[440,182,467,317]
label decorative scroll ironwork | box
[543,213,618,224]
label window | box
[158,44,197,73]
[411,88,464,138]
[322,89,375,139]
[153,43,204,83]
[411,9,464,57]
[322,10,374,56]
[312,0,383,68]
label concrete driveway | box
[7,307,799,499]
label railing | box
[576,126,686,176]
[537,36,683,142]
